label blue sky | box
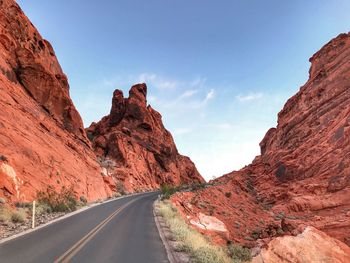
[18,1,350,180]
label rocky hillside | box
[172,33,350,248]
[0,0,203,203]
[86,84,204,193]
[0,0,114,202]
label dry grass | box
[0,207,12,222]
[11,208,26,223]
[156,200,234,263]
[35,202,53,215]
[0,207,27,223]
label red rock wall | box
[0,0,113,202]
[0,0,203,203]
[86,84,205,193]
[172,32,350,247]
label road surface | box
[0,192,169,263]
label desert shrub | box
[79,196,88,205]
[160,184,178,199]
[191,183,208,191]
[274,211,285,220]
[0,207,11,222]
[251,228,262,240]
[11,208,26,223]
[191,246,227,263]
[36,202,52,215]
[116,181,126,195]
[228,243,252,262]
[15,202,31,208]
[0,155,7,162]
[37,186,78,212]
[113,192,122,198]
[97,156,116,170]
[156,201,232,263]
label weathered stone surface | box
[252,227,350,263]
[172,32,350,248]
[0,0,87,140]
[87,84,205,193]
[0,0,113,202]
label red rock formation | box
[86,84,205,193]
[0,0,113,202]
[0,0,203,203]
[172,32,350,248]
[252,227,350,263]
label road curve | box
[0,192,169,263]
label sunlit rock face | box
[0,0,114,202]
[86,83,205,193]
[252,227,350,263]
[172,33,350,248]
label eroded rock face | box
[172,32,350,247]
[0,0,113,202]
[0,0,87,140]
[86,84,205,192]
[252,227,350,263]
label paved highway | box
[0,192,169,263]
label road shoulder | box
[153,200,190,263]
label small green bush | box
[191,183,207,191]
[275,211,285,220]
[161,184,177,199]
[37,186,78,212]
[251,228,262,240]
[11,208,26,223]
[36,202,52,215]
[228,243,252,262]
[191,247,227,263]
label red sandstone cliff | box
[172,33,350,248]
[0,0,114,202]
[86,84,205,193]
[0,0,203,203]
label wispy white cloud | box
[236,92,263,102]
[137,73,177,90]
[180,89,199,98]
[204,89,215,103]
[174,89,215,110]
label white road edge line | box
[0,191,156,245]
[153,199,177,263]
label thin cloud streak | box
[180,89,199,98]
[236,92,263,102]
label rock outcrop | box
[0,0,203,203]
[86,84,204,193]
[252,227,350,263]
[172,32,350,249]
[0,0,113,202]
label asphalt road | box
[0,192,169,263]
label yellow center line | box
[54,197,141,263]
